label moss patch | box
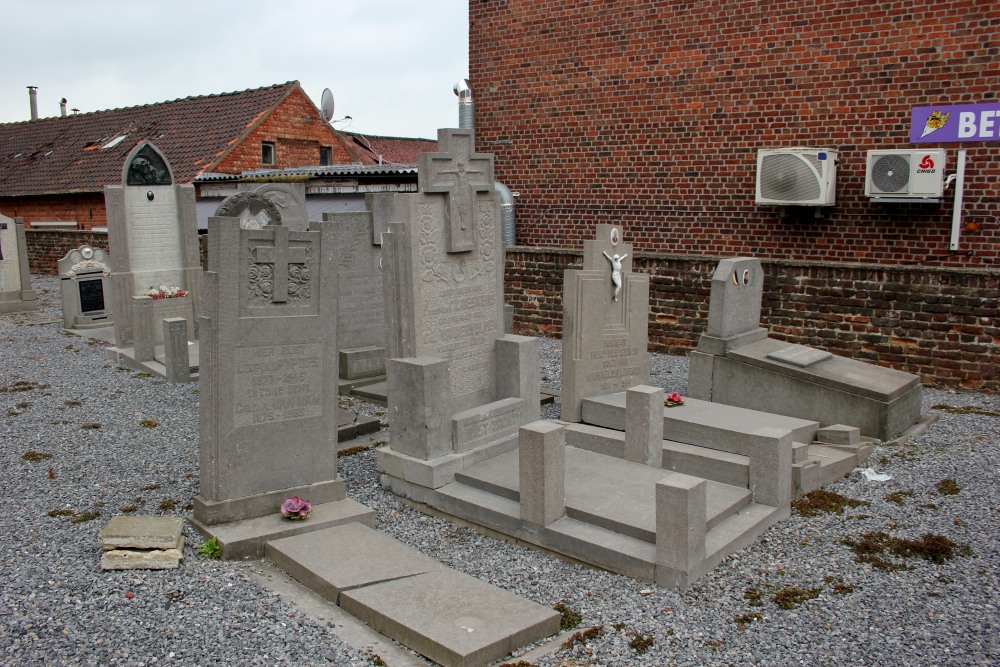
[772,586,821,609]
[792,489,870,517]
[884,490,915,505]
[935,478,960,496]
[553,602,582,631]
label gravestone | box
[238,182,308,231]
[105,141,202,349]
[376,128,540,490]
[322,202,388,391]
[58,245,112,329]
[561,224,650,422]
[191,215,371,558]
[0,215,38,314]
[688,257,922,440]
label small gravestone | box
[58,245,112,329]
[105,141,202,351]
[688,257,922,439]
[323,203,388,390]
[214,190,283,230]
[377,128,540,490]
[0,215,38,314]
[192,215,372,558]
[560,224,650,422]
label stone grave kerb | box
[105,141,202,348]
[417,128,495,253]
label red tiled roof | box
[0,82,299,196]
[342,132,437,166]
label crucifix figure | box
[251,226,306,303]
[418,129,495,253]
[603,251,628,302]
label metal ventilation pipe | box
[60,98,67,117]
[495,181,516,245]
[453,79,474,130]
[27,86,38,121]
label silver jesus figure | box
[603,250,628,301]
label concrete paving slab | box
[341,568,560,667]
[265,523,441,604]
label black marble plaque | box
[79,279,105,313]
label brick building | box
[470,1,998,389]
[0,81,355,230]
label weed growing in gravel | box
[47,508,75,517]
[561,625,604,650]
[629,634,655,654]
[744,587,764,607]
[158,499,178,511]
[936,478,960,495]
[70,510,100,523]
[930,404,1000,417]
[197,537,222,560]
[792,489,870,517]
[121,504,138,513]
[140,483,161,491]
[22,450,53,462]
[843,530,970,569]
[498,661,538,667]
[553,602,582,631]
[64,399,82,406]
[365,652,387,667]
[134,372,152,379]
[734,611,764,627]
[140,419,159,428]
[885,490,915,505]
[0,380,49,393]
[823,575,854,594]
[339,444,372,457]
[772,586,821,609]
[81,422,101,430]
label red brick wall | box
[505,247,1000,390]
[215,87,354,173]
[471,1,999,267]
[24,230,110,275]
[1,194,107,229]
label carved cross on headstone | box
[418,129,495,253]
[251,226,306,303]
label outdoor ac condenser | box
[865,149,946,199]
[755,148,838,206]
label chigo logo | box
[916,154,936,173]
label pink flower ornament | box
[664,392,684,407]
[280,496,312,520]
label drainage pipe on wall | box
[455,79,517,244]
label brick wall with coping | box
[505,246,999,391]
[470,0,999,267]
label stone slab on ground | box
[98,516,183,551]
[189,498,375,561]
[101,548,183,570]
[266,523,560,667]
[342,568,560,667]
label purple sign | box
[911,103,1000,143]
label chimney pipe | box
[453,79,474,130]
[27,86,38,121]
[60,98,67,117]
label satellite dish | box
[320,88,335,123]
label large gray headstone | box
[0,215,37,314]
[706,257,764,339]
[194,217,344,525]
[377,129,540,488]
[561,224,650,422]
[58,245,112,329]
[105,141,202,347]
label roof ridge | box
[343,131,437,142]
[0,81,298,126]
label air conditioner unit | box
[756,148,838,206]
[865,149,946,199]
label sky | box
[0,0,469,140]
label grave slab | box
[101,548,183,570]
[341,569,560,667]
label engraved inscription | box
[233,344,323,427]
[583,337,644,392]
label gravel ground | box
[2,275,997,666]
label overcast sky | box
[1,0,469,139]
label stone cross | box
[418,129,495,253]
[251,226,306,303]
